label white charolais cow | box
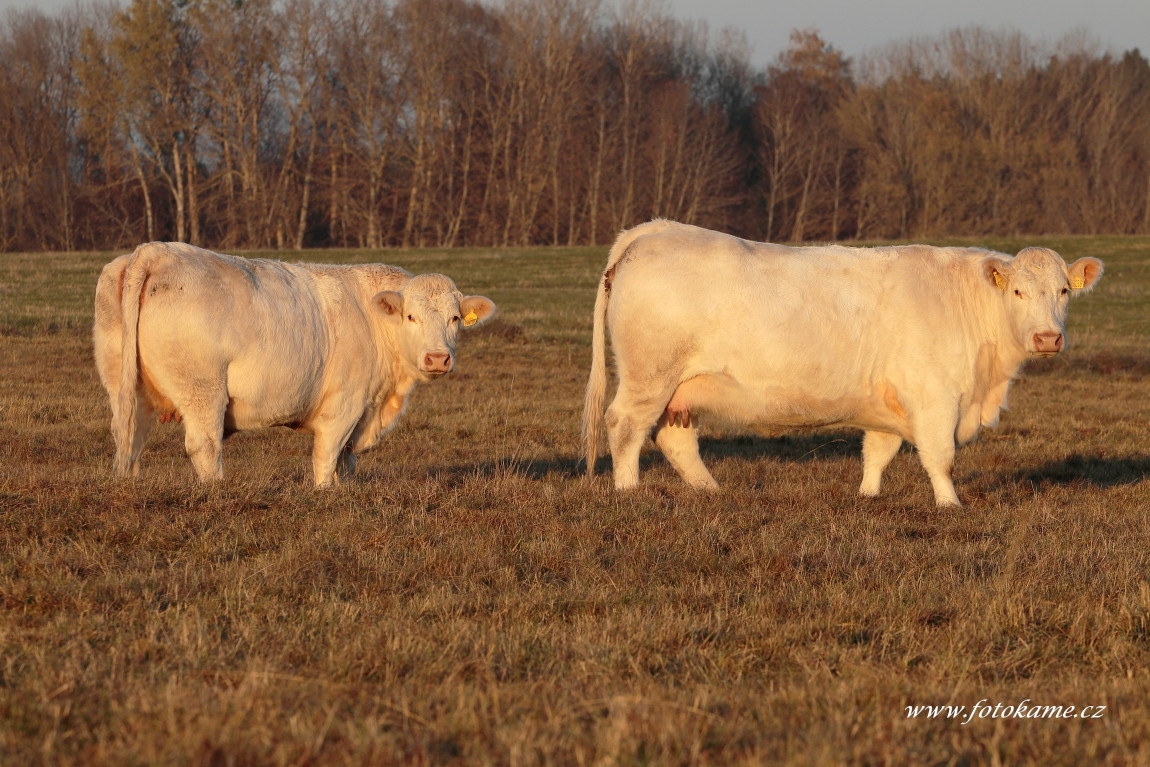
[94,242,496,484]
[583,220,1104,506]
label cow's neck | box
[970,275,1030,381]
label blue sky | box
[2,0,1146,67]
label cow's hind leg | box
[653,413,718,490]
[605,386,670,490]
[112,391,154,477]
[179,387,228,481]
[859,430,902,497]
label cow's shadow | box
[697,432,861,462]
[437,437,1149,494]
[1013,454,1150,489]
[439,431,865,483]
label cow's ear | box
[459,295,496,328]
[982,257,1011,292]
[1067,257,1104,293]
[373,291,404,317]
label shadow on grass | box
[438,431,866,483]
[698,432,861,462]
[444,456,585,482]
[1025,351,1150,377]
[1015,454,1150,489]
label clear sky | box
[664,0,1149,66]
[2,0,1147,68]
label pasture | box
[1,237,1148,765]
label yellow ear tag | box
[1071,276,1085,290]
[463,310,478,327]
[993,271,1005,291]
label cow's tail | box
[582,222,667,476]
[581,261,611,477]
[113,243,156,476]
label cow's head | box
[374,273,496,380]
[982,247,1103,357]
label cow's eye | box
[1061,287,1069,295]
[1013,289,1023,298]
[451,316,461,323]
[407,314,416,323]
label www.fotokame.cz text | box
[905,699,1106,725]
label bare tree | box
[752,30,851,241]
[327,0,402,248]
[7,3,1150,252]
[0,9,81,250]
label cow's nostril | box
[423,352,452,371]
[1032,332,1063,353]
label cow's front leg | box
[342,386,414,462]
[379,380,415,433]
[912,415,962,507]
[311,417,358,486]
[859,430,902,497]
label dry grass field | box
[1,237,1148,766]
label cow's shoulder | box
[858,244,1005,287]
[291,262,412,297]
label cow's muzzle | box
[1031,331,1064,356]
[421,351,454,375]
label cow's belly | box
[224,358,325,431]
[224,396,309,432]
[670,372,913,438]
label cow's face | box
[983,248,1103,357]
[374,273,496,380]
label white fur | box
[94,242,496,485]
[583,220,1103,506]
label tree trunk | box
[132,147,154,242]
[295,130,317,250]
[172,143,186,242]
[186,143,200,245]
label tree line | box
[2,0,1148,253]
